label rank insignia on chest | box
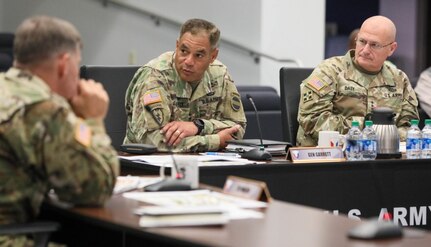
[307,76,325,91]
[143,90,162,105]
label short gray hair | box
[14,15,82,65]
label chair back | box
[0,33,14,72]
[279,67,313,146]
[237,85,283,141]
[80,65,140,150]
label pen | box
[204,152,241,157]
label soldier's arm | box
[44,102,119,206]
[397,74,419,141]
[298,70,363,140]
[126,71,245,152]
[200,73,246,139]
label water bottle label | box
[363,140,377,151]
[423,138,431,150]
[406,138,421,150]
[346,140,361,152]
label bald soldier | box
[297,15,418,146]
[124,18,246,152]
[0,16,119,246]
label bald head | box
[354,15,398,72]
[360,15,396,43]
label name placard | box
[223,176,271,202]
[287,147,345,163]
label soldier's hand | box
[217,125,241,149]
[161,121,198,146]
[70,79,109,120]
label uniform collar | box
[5,67,52,93]
[170,52,213,100]
[344,50,396,88]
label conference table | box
[41,186,431,247]
[120,155,431,230]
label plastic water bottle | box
[345,121,362,161]
[362,120,377,160]
[421,119,431,159]
[406,119,422,159]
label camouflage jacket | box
[414,67,431,117]
[297,50,419,146]
[0,68,119,230]
[124,52,246,152]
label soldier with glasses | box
[297,15,419,146]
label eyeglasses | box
[355,38,393,51]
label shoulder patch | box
[231,92,241,112]
[74,120,92,147]
[307,76,326,91]
[143,90,162,105]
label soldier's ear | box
[210,48,218,63]
[57,52,70,79]
[387,42,397,57]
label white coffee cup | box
[171,155,199,189]
[318,131,344,148]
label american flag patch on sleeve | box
[74,121,92,147]
[143,90,162,105]
[307,76,325,91]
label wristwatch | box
[193,119,205,135]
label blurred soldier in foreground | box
[0,16,119,246]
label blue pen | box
[205,152,240,157]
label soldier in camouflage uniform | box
[124,19,246,152]
[297,16,418,146]
[414,67,431,117]
[0,16,119,246]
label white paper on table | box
[123,189,267,209]
[119,154,262,167]
[114,176,164,194]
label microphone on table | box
[143,105,192,192]
[240,94,272,161]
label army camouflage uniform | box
[0,68,119,246]
[297,50,419,146]
[124,52,246,152]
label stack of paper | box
[124,190,266,227]
[119,154,261,167]
[114,176,164,194]
[135,206,229,227]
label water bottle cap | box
[352,121,359,127]
[411,119,419,125]
[425,119,431,125]
[365,120,373,127]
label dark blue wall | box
[326,0,379,35]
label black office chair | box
[0,221,60,247]
[80,65,141,150]
[279,67,313,146]
[237,85,283,141]
[0,32,14,72]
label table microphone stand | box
[143,105,192,192]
